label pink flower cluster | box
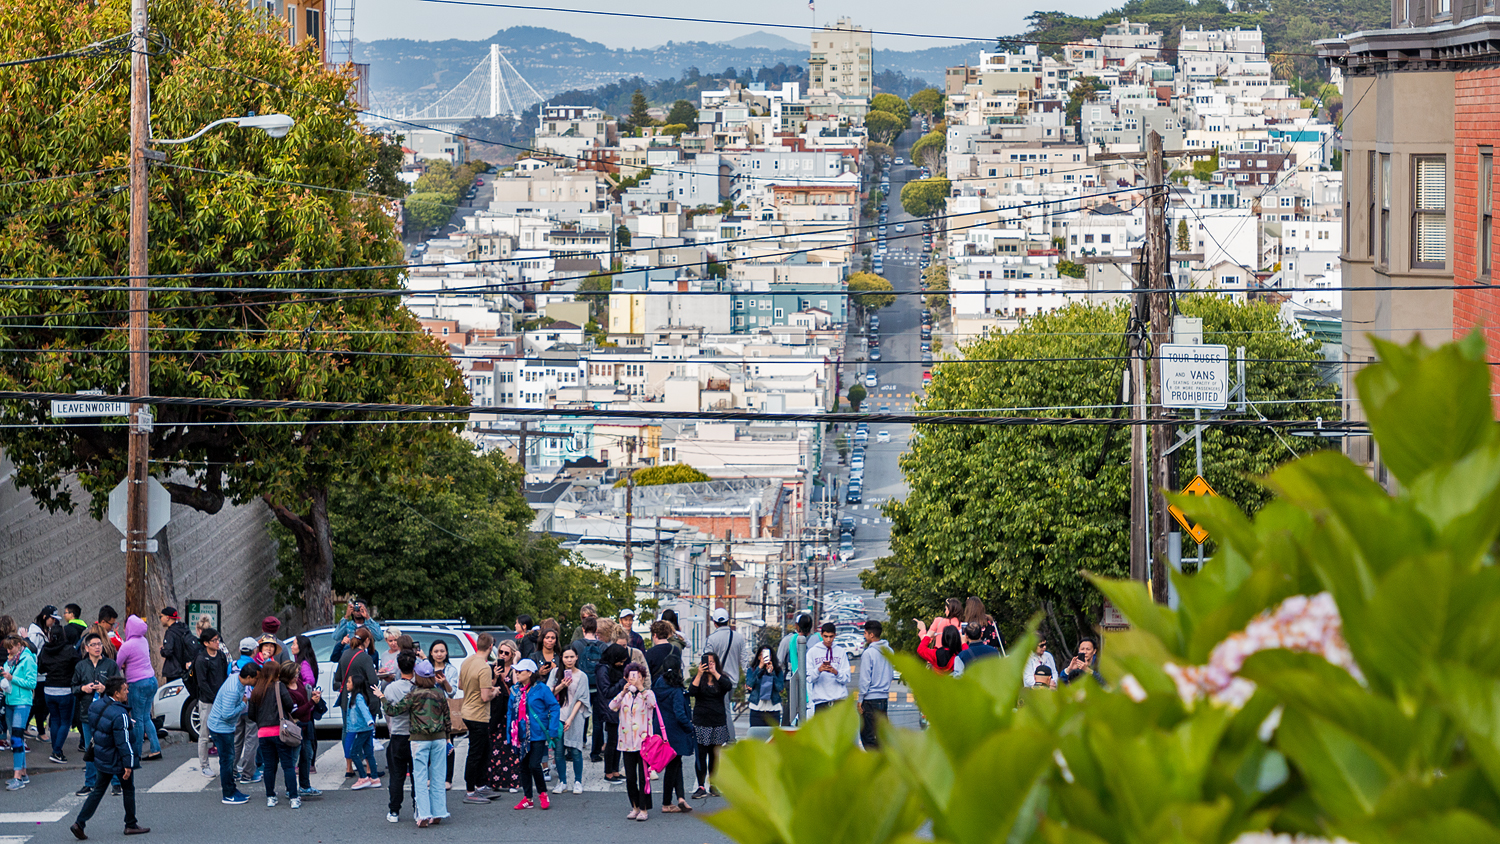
[1229,834,1354,844]
[1164,592,1363,708]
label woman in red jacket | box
[916,623,966,675]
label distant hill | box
[720,31,806,51]
[357,26,967,114]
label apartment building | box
[809,17,873,100]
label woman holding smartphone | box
[687,651,732,799]
[552,647,589,794]
[743,648,783,728]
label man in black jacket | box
[158,607,195,682]
[191,628,227,779]
[70,677,148,839]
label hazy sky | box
[353,0,1122,49]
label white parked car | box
[153,623,482,739]
[832,634,866,661]
[877,430,891,443]
[864,371,877,388]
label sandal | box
[662,805,682,813]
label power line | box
[0,389,1368,430]
[0,37,130,68]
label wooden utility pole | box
[1145,131,1174,605]
[1128,256,1149,586]
[125,0,152,619]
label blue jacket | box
[86,695,138,774]
[507,682,560,744]
[206,674,248,735]
[744,665,785,706]
[652,676,696,757]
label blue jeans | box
[45,694,74,757]
[8,704,30,772]
[297,721,315,789]
[80,717,97,788]
[347,730,376,778]
[258,736,298,799]
[126,678,160,755]
[210,731,238,799]
[411,739,449,821]
[555,740,581,784]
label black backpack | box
[183,655,200,699]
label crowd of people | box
[0,593,1103,838]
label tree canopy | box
[910,130,945,172]
[923,265,949,311]
[847,272,896,312]
[900,177,950,218]
[865,111,905,146]
[907,88,944,118]
[870,93,912,123]
[614,462,711,488]
[665,99,699,126]
[0,0,467,623]
[862,298,1337,650]
[297,432,626,624]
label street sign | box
[1168,474,1219,544]
[107,476,172,538]
[50,399,129,418]
[186,600,220,633]
[1160,343,1229,410]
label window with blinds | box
[1481,148,1493,278]
[1413,156,1447,267]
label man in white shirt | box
[806,622,850,715]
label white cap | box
[619,608,635,618]
[711,607,729,623]
[514,658,539,673]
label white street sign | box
[50,399,129,418]
[107,476,172,538]
[1161,343,1229,410]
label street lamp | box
[124,0,295,616]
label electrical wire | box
[0,37,130,69]
[0,389,1369,430]
[0,167,129,191]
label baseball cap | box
[711,607,729,623]
[414,660,436,679]
[43,605,61,621]
[1033,664,1053,677]
[160,606,179,619]
[619,608,635,618]
[239,637,258,654]
[514,658,539,673]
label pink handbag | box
[641,703,678,774]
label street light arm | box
[151,117,241,145]
[151,114,296,145]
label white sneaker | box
[266,796,277,808]
[572,781,582,795]
[289,798,301,810]
[387,812,399,823]
[201,766,215,778]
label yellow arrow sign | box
[1168,474,1218,544]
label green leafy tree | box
[907,88,944,118]
[305,433,582,624]
[910,130,946,174]
[717,332,1500,844]
[1177,218,1192,252]
[665,99,699,126]
[847,383,867,411]
[615,224,631,247]
[369,133,410,198]
[847,271,896,312]
[870,93,911,123]
[863,298,1336,650]
[659,123,689,138]
[576,272,613,322]
[613,463,711,488]
[900,177,950,218]
[865,110,905,146]
[1066,76,1102,124]
[923,264,949,311]
[0,0,466,624]
[1057,258,1086,279]
[404,192,453,233]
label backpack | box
[578,639,606,690]
[183,655,200,699]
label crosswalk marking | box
[0,813,65,824]
[148,757,214,793]
[0,835,34,842]
[307,744,352,792]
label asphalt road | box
[4,733,729,843]
[832,125,929,617]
